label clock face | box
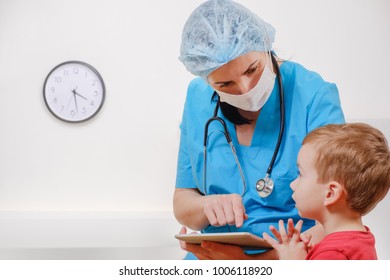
[43,61,105,123]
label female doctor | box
[174,0,345,260]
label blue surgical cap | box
[179,0,276,80]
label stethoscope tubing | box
[266,54,285,176]
[203,53,285,197]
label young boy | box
[263,123,390,260]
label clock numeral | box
[50,87,55,93]
[91,79,96,86]
[52,97,58,104]
[71,110,76,116]
[84,71,88,78]
[60,105,64,112]
[73,68,79,74]
[82,107,87,114]
[93,90,99,97]
[55,77,62,83]
[63,70,69,76]
[90,101,94,106]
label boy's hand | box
[300,222,326,250]
[263,219,308,260]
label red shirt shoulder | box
[306,227,377,260]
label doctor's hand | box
[203,194,248,228]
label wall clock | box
[43,61,105,123]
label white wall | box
[0,0,389,258]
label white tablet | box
[175,232,271,250]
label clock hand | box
[75,92,88,100]
[72,88,88,100]
[73,91,78,112]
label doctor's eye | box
[218,81,232,88]
[245,65,258,75]
[245,62,262,75]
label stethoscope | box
[203,53,285,198]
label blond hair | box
[303,123,390,215]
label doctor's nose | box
[236,78,252,94]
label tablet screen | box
[175,232,271,250]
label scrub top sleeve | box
[307,83,345,133]
[175,126,197,189]
[175,83,197,189]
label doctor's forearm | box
[173,188,210,231]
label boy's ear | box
[324,181,344,206]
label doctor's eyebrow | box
[213,60,259,85]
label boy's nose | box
[290,177,298,191]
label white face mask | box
[215,56,276,112]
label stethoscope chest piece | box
[256,176,274,198]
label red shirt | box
[306,227,377,260]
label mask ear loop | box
[261,41,272,73]
[265,47,273,72]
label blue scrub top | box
[176,60,345,238]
